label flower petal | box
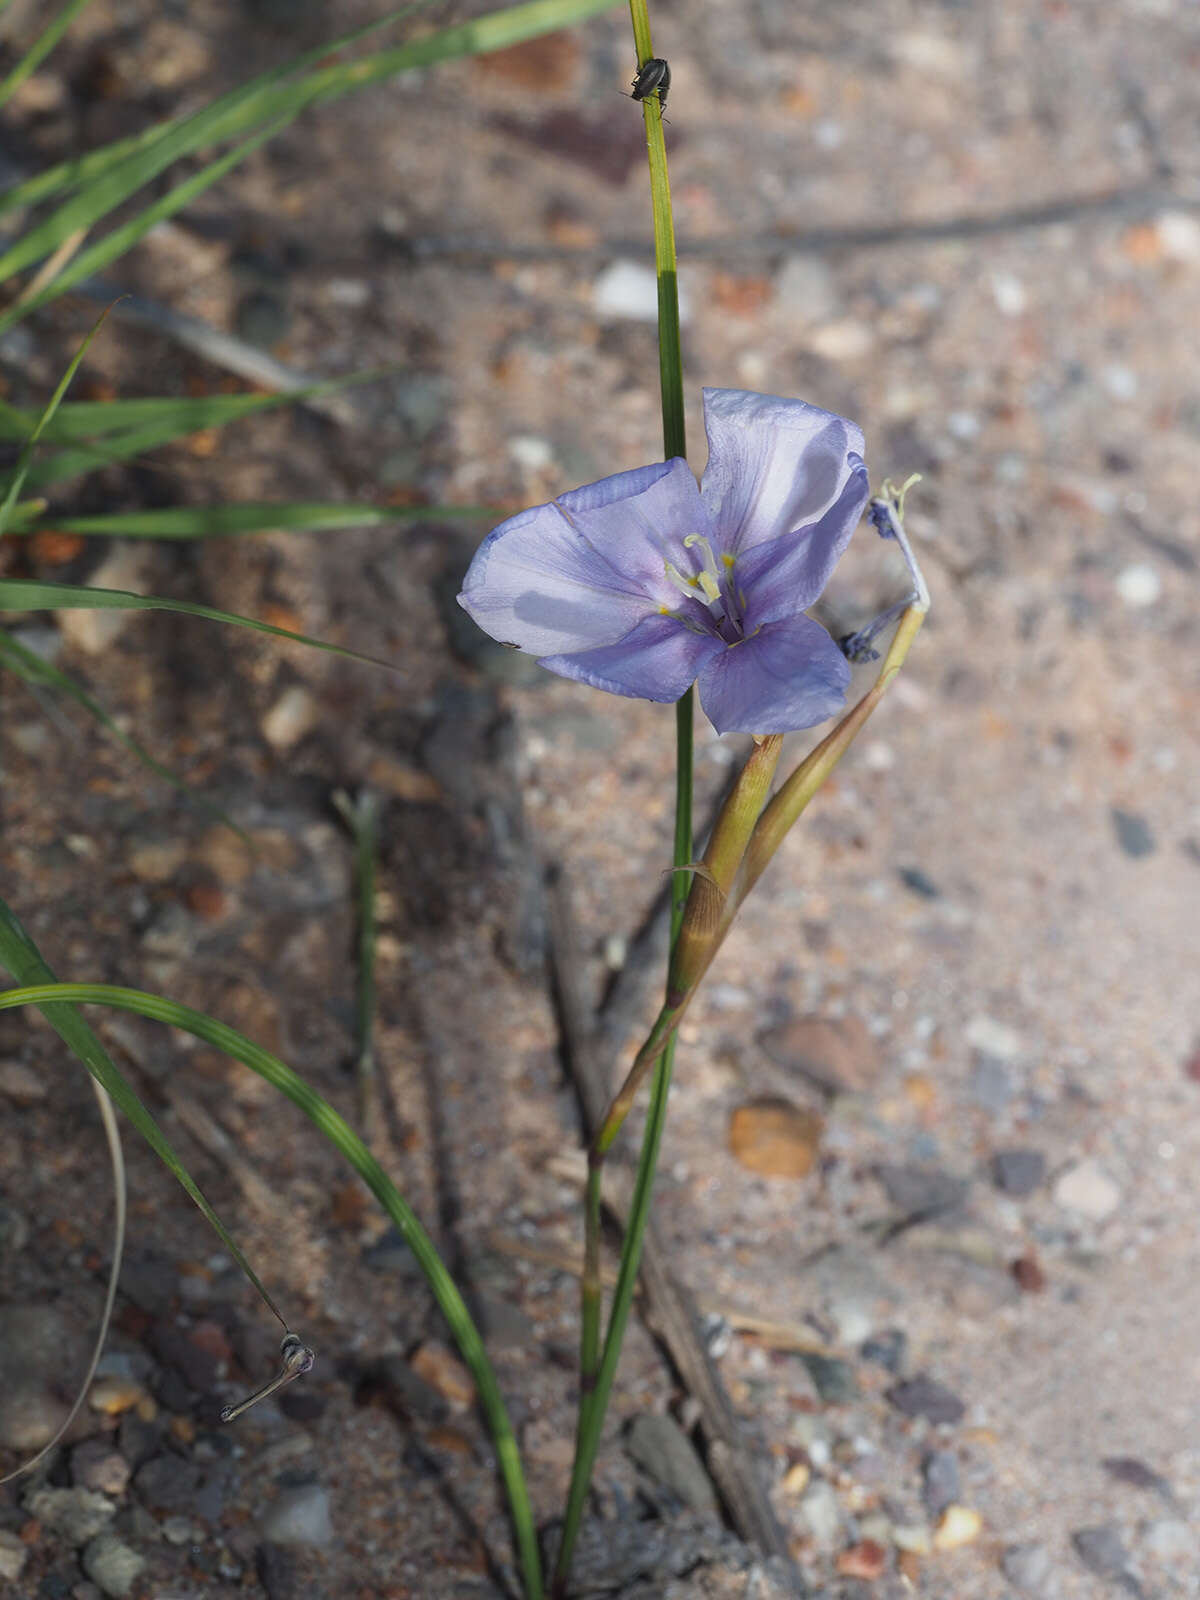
[697,614,850,735]
[540,612,723,703]
[736,458,870,628]
[457,458,708,657]
[700,388,866,554]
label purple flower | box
[457,388,870,735]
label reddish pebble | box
[836,1540,888,1579]
[1011,1253,1047,1292]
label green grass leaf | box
[0,0,619,314]
[0,371,391,493]
[0,0,98,113]
[0,577,396,670]
[0,307,110,536]
[0,972,543,1600]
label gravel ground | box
[1,1,1199,1597]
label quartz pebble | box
[933,1504,982,1550]
[0,1530,27,1583]
[797,1479,841,1547]
[82,1534,147,1598]
[260,1483,334,1547]
[1053,1159,1121,1221]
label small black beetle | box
[629,57,670,113]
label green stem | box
[554,6,690,1592]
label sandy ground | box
[1,1,1199,1597]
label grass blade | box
[0,0,619,295]
[0,0,97,113]
[0,372,391,494]
[0,627,246,837]
[0,7,425,222]
[20,502,492,537]
[0,974,543,1600]
[1,113,293,329]
[0,578,396,671]
[0,307,110,536]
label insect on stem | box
[628,57,670,116]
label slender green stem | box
[554,7,691,1591]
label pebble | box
[992,1148,1046,1197]
[798,1353,858,1405]
[260,1483,335,1547]
[757,1014,881,1095]
[782,1461,811,1495]
[0,1530,27,1583]
[26,1487,117,1546]
[811,1246,888,1346]
[57,545,151,655]
[1156,210,1200,263]
[797,1479,841,1547]
[1110,808,1155,859]
[134,1453,201,1513]
[0,1059,47,1101]
[261,685,320,753]
[1053,1159,1121,1221]
[885,1374,966,1425]
[772,256,839,325]
[968,1055,1015,1112]
[71,1439,132,1497]
[963,1015,1022,1060]
[860,1329,906,1374]
[625,1413,718,1515]
[81,1534,147,1598]
[1114,562,1161,607]
[234,287,289,349]
[408,1341,476,1411]
[898,864,940,899]
[1001,1541,1053,1592]
[507,434,554,472]
[873,1163,969,1219]
[1071,1523,1132,1579]
[891,1524,932,1555]
[89,1376,153,1417]
[807,317,874,362]
[921,1449,961,1516]
[1142,1518,1195,1562]
[727,1098,823,1178]
[990,271,1028,316]
[836,1540,887,1579]
[932,1504,982,1550]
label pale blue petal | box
[736,459,870,628]
[697,614,850,735]
[540,612,724,703]
[458,458,708,657]
[699,388,866,555]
